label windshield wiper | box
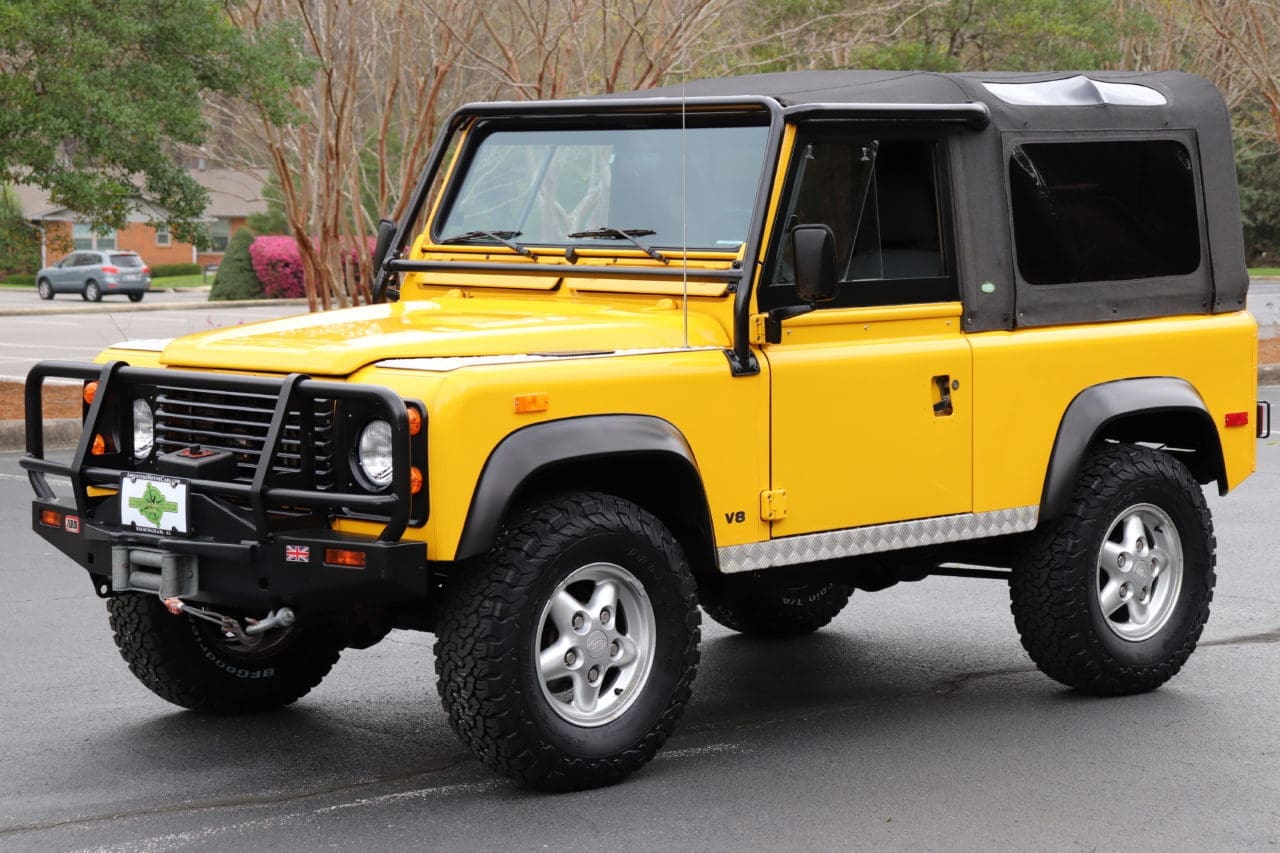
[567,227,669,264]
[437,230,532,257]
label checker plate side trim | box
[717,506,1039,573]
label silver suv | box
[36,251,151,302]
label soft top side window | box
[1009,139,1201,285]
[764,131,957,311]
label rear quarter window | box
[110,254,144,268]
[1009,140,1200,285]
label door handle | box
[932,375,954,417]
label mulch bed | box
[1,381,82,422]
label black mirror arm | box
[764,304,815,344]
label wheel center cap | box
[586,631,609,660]
[1132,560,1151,586]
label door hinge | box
[760,489,788,521]
[750,314,768,345]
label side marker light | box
[40,509,62,528]
[514,393,549,414]
[1224,411,1249,428]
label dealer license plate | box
[120,475,189,534]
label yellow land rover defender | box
[25,71,1266,790]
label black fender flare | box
[455,414,710,561]
[1040,377,1223,521]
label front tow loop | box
[161,597,296,646]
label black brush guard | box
[22,361,428,610]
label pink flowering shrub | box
[248,236,305,299]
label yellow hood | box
[158,298,728,375]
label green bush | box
[1,273,35,286]
[209,228,265,300]
[150,262,201,278]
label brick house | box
[14,166,267,271]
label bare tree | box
[215,0,761,311]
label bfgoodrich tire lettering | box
[107,593,342,714]
[702,576,853,637]
[1010,445,1215,695]
[434,492,700,791]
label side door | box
[48,255,76,290]
[64,253,93,291]
[761,128,972,538]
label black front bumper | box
[23,360,429,611]
[32,500,428,609]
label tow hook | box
[162,597,296,645]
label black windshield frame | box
[430,113,773,254]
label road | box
[1,390,1277,851]
[0,298,304,381]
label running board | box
[717,506,1039,574]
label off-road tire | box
[1010,445,1215,695]
[107,593,343,714]
[37,279,53,300]
[702,576,853,637]
[128,293,144,302]
[83,280,101,302]
[434,492,700,791]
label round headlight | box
[356,419,394,487]
[132,398,154,459]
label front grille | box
[153,387,335,488]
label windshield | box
[437,123,770,252]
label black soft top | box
[625,70,1247,331]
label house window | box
[209,219,230,252]
[155,226,172,247]
[73,223,117,251]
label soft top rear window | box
[1009,140,1200,285]
[110,254,144,268]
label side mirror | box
[791,224,837,304]
[371,218,398,303]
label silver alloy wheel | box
[1095,502,1184,642]
[535,562,656,727]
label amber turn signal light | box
[406,406,423,436]
[83,381,98,406]
[513,393,549,414]
[90,434,107,455]
[324,548,367,568]
[410,466,423,495]
[40,509,62,528]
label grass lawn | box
[152,274,210,288]
[0,274,210,290]
[1250,267,1280,277]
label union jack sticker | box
[285,545,311,563]
[64,515,80,534]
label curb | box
[0,297,307,317]
[5,369,1279,454]
[0,418,81,453]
